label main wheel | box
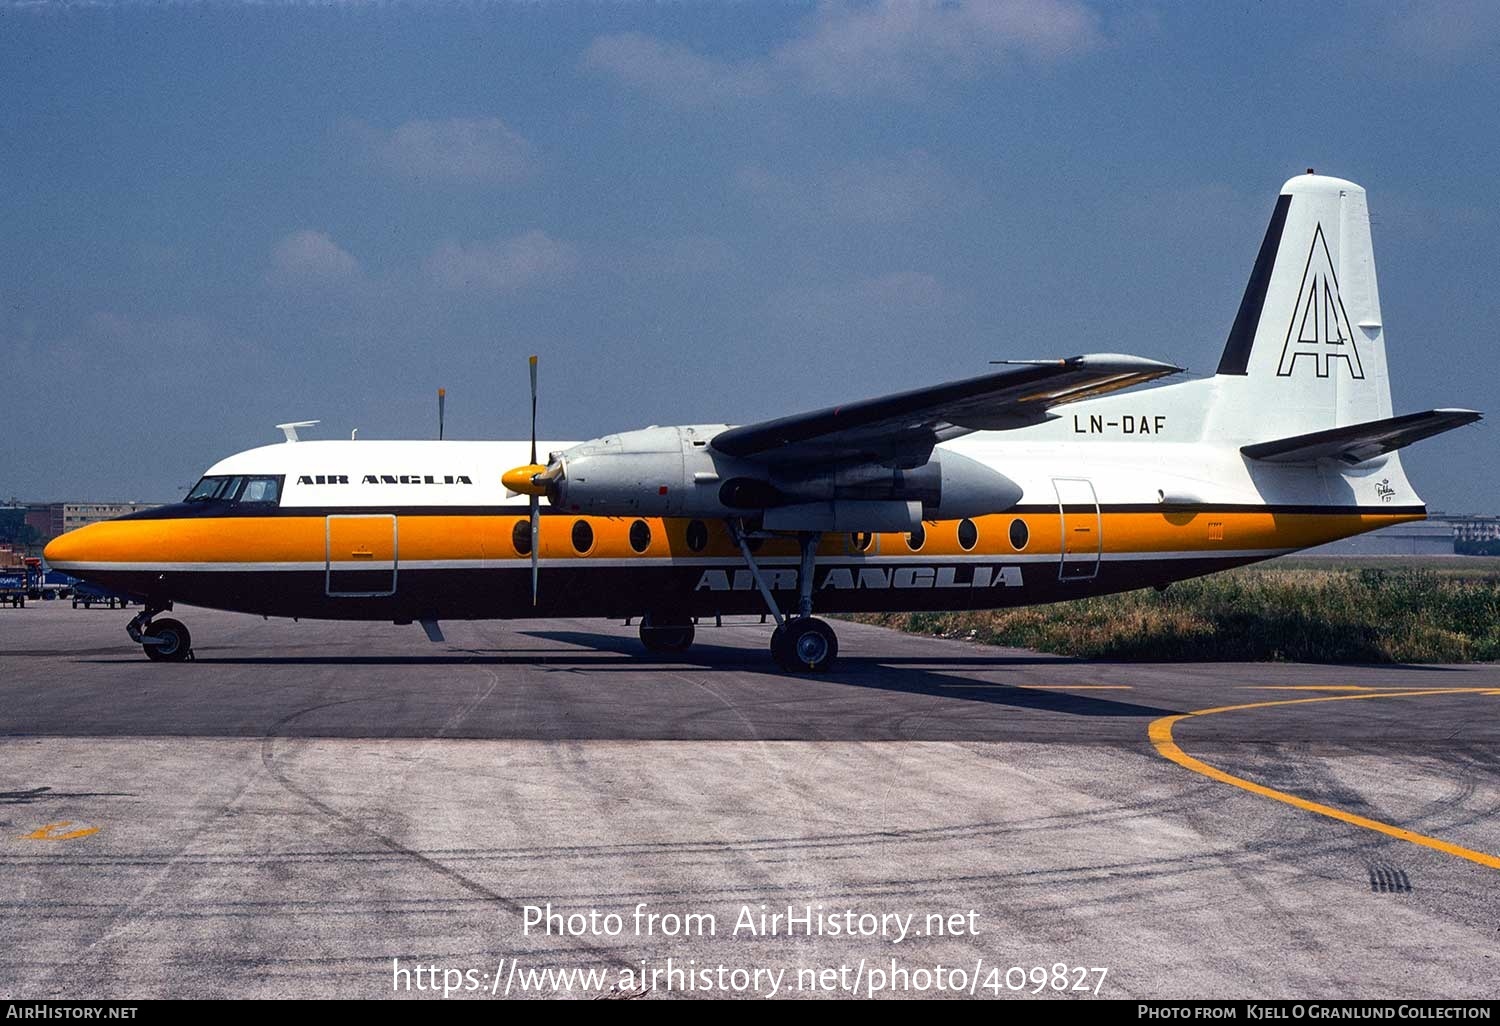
[773,617,838,673]
[142,618,192,662]
[639,615,695,654]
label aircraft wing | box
[709,353,1181,468]
[1241,408,1482,465]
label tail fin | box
[1211,173,1392,435]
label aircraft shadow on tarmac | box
[525,630,1179,718]
[87,627,1176,720]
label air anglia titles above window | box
[293,474,474,485]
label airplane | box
[44,172,1481,671]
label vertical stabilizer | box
[1210,174,1391,439]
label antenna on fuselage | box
[438,388,446,440]
[275,420,320,443]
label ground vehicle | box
[0,569,28,607]
[72,580,129,609]
[38,567,75,600]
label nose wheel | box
[128,606,194,662]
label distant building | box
[1298,520,1455,557]
[14,501,161,547]
[1440,515,1500,544]
[26,503,63,540]
[60,502,158,533]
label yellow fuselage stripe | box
[47,510,1420,565]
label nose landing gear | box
[127,605,194,662]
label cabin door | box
[325,514,398,597]
[1053,478,1101,581]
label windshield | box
[185,476,241,501]
[183,475,282,505]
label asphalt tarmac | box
[2,603,1498,999]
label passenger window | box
[1008,518,1029,550]
[512,518,533,556]
[686,520,709,553]
[906,524,926,551]
[629,520,651,553]
[958,518,979,551]
[571,520,594,554]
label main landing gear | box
[127,604,194,662]
[731,521,838,673]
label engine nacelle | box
[547,425,1023,526]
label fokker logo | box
[1276,223,1364,380]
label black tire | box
[72,599,79,608]
[142,618,192,662]
[639,616,695,653]
[773,617,838,673]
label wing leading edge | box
[709,353,1181,468]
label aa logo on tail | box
[1276,223,1364,380]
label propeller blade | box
[530,497,540,607]
[529,355,540,605]
[528,354,538,467]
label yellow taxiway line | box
[1150,688,1500,871]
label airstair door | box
[326,514,398,597]
[1053,478,1101,581]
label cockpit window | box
[239,477,281,504]
[183,475,282,505]
[186,476,235,501]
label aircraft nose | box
[44,524,99,569]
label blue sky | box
[2,0,1496,512]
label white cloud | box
[737,149,962,225]
[268,230,360,286]
[360,117,538,186]
[779,0,1102,96]
[585,1,1102,104]
[424,230,578,294]
[581,32,771,107]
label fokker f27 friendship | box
[46,173,1481,670]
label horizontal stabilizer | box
[1241,409,1481,464]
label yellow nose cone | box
[502,464,549,496]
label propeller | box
[528,356,539,606]
[501,356,548,605]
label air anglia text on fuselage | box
[695,565,1024,592]
[296,475,475,485]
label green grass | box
[854,564,1500,663]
